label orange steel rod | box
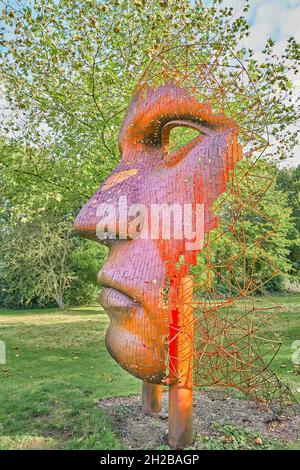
[142,382,162,414]
[168,276,194,449]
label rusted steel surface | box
[142,382,162,415]
[75,80,240,383]
[168,276,194,449]
[75,42,291,448]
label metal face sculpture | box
[75,43,291,448]
[75,81,240,382]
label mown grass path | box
[0,296,299,449]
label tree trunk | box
[55,294,65,310]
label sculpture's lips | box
[99,287,140,311]
[98,267,142,310]
[98,271,167,384]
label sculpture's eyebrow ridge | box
[119,81,237,150]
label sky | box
[1,0,299,166]
[218,0,300,167]
[220,0,300,54]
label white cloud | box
[244,0,300,53]
[219,0,300,167]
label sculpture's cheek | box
[104,307,168,383]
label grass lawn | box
[0,295,299,450]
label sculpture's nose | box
[74,167,140,242]
[74,187,104,242]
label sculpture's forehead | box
[118,81,236,151]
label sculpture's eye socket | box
[161,120,214,164]
[161,120,212,166]
[168,127,200,153]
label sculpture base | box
[168,384,193,449]
[142,381,162,414]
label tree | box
[191,159,294,294]
[0,218,74,308]
[0,215,107,309]
[277,165,300,280]
[0,138,109,309]
[0,0,298,211]
[0,1,299,305]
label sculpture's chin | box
[104,321,167,384]
[98,287,168,383]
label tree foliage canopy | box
[0,0,299,307]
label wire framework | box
[135,42,293,405]
[75,40,294,411]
